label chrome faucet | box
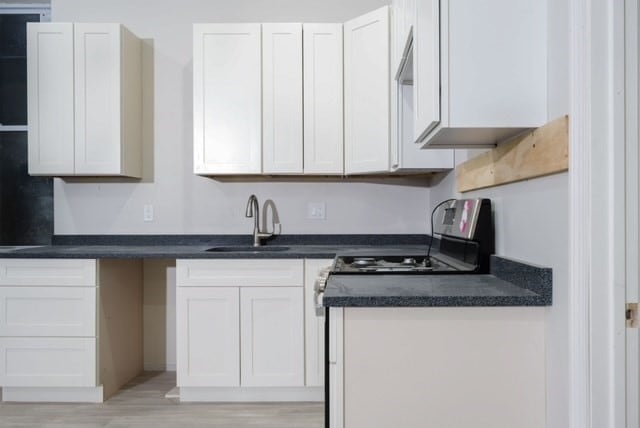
[245,194,273,246]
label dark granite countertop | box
[0,234,430,259]
[323,274,546,307]
[0,235,552,307]
[0,244,430,259]
[322,255,552,307]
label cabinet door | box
[27,23,75,175]
[74,23,123,175]
[413,0,440,141]
[391,0,412,74]
[240,287,304,387]
[0,337,96,387]
[193,24,261,174]
[344,6,390,174]
[303,24,344,175]
[0,287,96,337]
[262,23,303,174]
[304,259,332,386]
[176,287,240,387]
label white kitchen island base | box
[331,306,545,428]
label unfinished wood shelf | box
[456,116,569,193]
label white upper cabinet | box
[193,24,262,175]
[416,0,547,148]
[262,23,303,174]
[390,0,454,172]
[344,6,391,174]
[27,23,142,177]
[194,23,344,176]
[303,23,344,175]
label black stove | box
[330,199,494,275]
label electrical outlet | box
[308,202,326,220]
[143,204,154,222]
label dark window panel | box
[0,14,40,57]
[0,132,53,245]
[0,57,27,125]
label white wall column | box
[568,0,627,426]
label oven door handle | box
[314,267,331,316]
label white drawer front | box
[0,337,96,387]
[0,259,96,286]
[0,287,96,337]
[177,259,303,287]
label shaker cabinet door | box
[344,6,391,174]
[303,24,344,175]
[193,24,262,175]
[262,23,303,174]
[27,22,75,176]
[0,286,96,337]
[413,0,440,141]
[73,24,122,175]
[240,287,304,387]
[176,287,240,387]
[0,337,96,387]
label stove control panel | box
[434,198,492,241]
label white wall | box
[428,1,570,427]
[51,0,433,236]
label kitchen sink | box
[0,246,44,253]
[205,246,290,252]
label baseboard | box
[2,385,104,403]
[179,386,323,402]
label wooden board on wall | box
[457,116,569,193]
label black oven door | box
[324,306,330,428]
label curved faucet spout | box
[245,194,258,218]
[245,195,271,246]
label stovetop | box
[332,255,474,274]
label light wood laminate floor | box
[0,372,324,428]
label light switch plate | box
[308,202,326,220]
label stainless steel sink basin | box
[205,246,290,252]
[0,245,43,253]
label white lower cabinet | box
[0,337,96,387]
[240,287,304,387]
[176,287,240,387]
[0,258,143,403]
[176,259,321,402]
